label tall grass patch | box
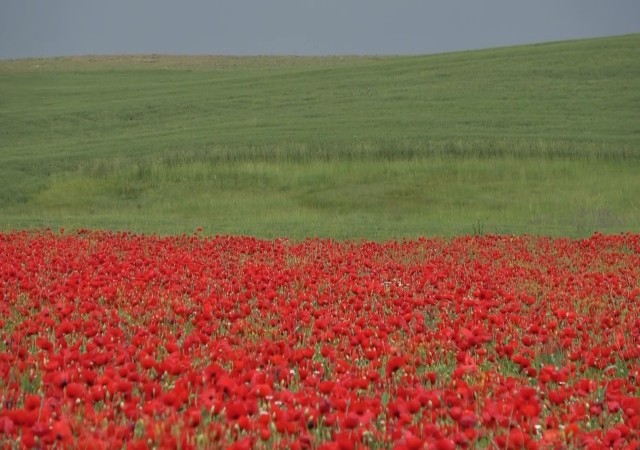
[8,149,637,239]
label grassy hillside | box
[1,34,639,239]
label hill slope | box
[1,34,639,238]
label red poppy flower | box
[65,382,87,400]
[621,396,640,418]
[227,436,253,450]
[31,421,50,438]
[9,409,38,427]
[198,387,217,410]
[251,383,273,399]
[50,420,74,445]
[185,408,202,428]
[319,381,336,395]
[0,416,14,435]
[52,371,70,389]
[433,438,455,450]
[90,385,105,403]
[458,410,478,429]
[226,402,248,421]
[259,425,272,442]
[76,434,107,450]
[24,394,42,411]
[387,356,407,376]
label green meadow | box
[1,34,639,239]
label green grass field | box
[1,34,639,239]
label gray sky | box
[1,0,639,59]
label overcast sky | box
[1,0,639,59]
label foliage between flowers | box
[1,230,639,449]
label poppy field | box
[1,230,639,449]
